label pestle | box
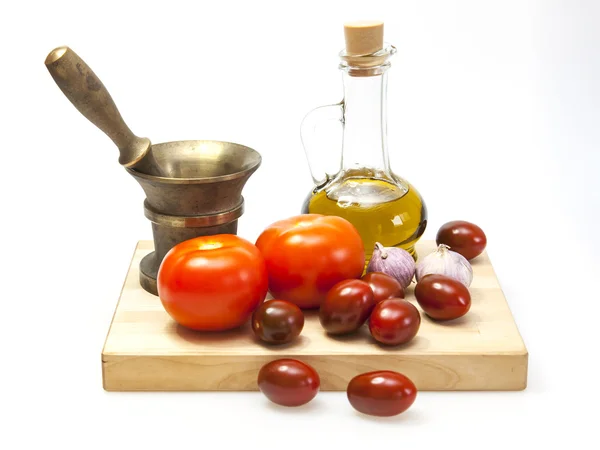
[45,46,162,176]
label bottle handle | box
[300,102,344,187]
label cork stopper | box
[343,20,384,56]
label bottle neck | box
[340,69,391,177]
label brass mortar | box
[128,140,260,294]
[45,47,261,295]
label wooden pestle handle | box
[45,46,151,168]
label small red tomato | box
[251,299,304,344]
[319,279,375,335]
[257,359,320,407]
[361,272,404,303]
[369,299,421,345]
[347,371,417,417]
[415,274,471,320]
[436,220,487,260]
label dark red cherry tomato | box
[436,220,487,260]
[347,371,417,417]
[257,359,320,407]
[369,299,420,345]
[361,272,404,303]
[251,299,304,344]
[415,274,471,320]
[319,279,375,335]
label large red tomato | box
[157,235,268,331]
[255,214,365,309]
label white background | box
[1,0,598,448]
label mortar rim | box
[125,139,262,184]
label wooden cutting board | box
[102,240,528,391]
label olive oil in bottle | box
[302,171,427,261]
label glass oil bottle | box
[301,21,427,262]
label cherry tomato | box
[436,220,487,260]
[319,279,375,335]
[251,299,304,344]
[414,274,471,320]
[157,234,268,331]
[255,214,365,309]
[257,359,320,407]
[347,371,417,417]
[369,299,421,345]
[361,272,404,303]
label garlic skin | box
[416,244,473,287]
[366,243,415,289]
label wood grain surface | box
[102,240,528,391]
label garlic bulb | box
[366,243,415,289]
[416,244,473,287]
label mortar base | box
[139,252,158,295]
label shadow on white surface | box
[263,398,323,415]
[348,407,424,424]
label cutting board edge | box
[101,351,528,392]
[101,348,529,360]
